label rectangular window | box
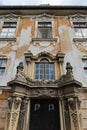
[0,59,7,80]
[73,22,87,38]
[82,59,87,78]
[0,22,17,38]
[37,22,52,39]
[35,62,54,80]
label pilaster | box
[5,96,22,130]
[68,97,82,130]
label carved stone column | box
[23,98,30,130]
[59,98,66,130]
[5,96,22,130]
[68,97,81,130]
[63,98,71,130]
[17,97,30,130]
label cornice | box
[0,6,87,16]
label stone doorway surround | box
[5,62,82,130]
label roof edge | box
[0,5,87,10]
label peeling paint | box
[16,44,29,58]
[18,26,31,48]
[75,43,87,54]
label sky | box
[0,0,87,6]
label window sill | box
[32,38,57,42]
[0,37,16,41]
[73,38,87,42]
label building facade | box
[0,6,87,130]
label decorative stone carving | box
[17,97,29,130]
[58,62,74,86]
[15,62,28,83]
[17,62,24,73]
[68,97,81,110]
[70,13,86,22]
[8,96,22,110]
[8,97,13,110]
[35,13,53,21]
[0,13,19,21]
[29,88,58,97]
[68,97,81,130]
[14,62,59,87]
[25,51,65,62]
[5,96,22,130]
[13,97,22,110]
[64,98,71,130]
[66,62,73,77]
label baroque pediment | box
[70,13,87,22]
[35,13,53,21]
[24,51,65,63]
[0,13,19,21]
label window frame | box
[37,21,53,39]
[0,21,17,39]
[35,59,55,80]
[73,22,87,39]
[0,58,7,80]
[73,22,87,38]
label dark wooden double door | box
[30,99,60,130]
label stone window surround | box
[33,14,56,42]
[0,14,20,41]
[24,51,65,80]
[70,13,87,42]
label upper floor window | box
[73,22,87,38]
[82,59,87,78]
[37,22,52,39]
[35,59,54,80]
[0,58,7,80]
[0,22,17,38]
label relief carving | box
[17,97,29,130]
[68,97,81,130]
[64,98,71,130]
[8,97,13,110]
[29,88,58,97]
[6,96,22,130]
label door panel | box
[30,99,60,130]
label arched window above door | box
[35,58,54,80]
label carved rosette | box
[6,96,22,130]
[68,97,81,130]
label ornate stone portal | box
[5,61,82,130]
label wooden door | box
[30,99,60,130]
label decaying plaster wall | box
[0,15,86,86]
[0,14,87,130]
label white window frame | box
[73,22,87,38]
[0,57,7,81]
[0,21,17,38]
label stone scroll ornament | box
[5,96,22,130]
